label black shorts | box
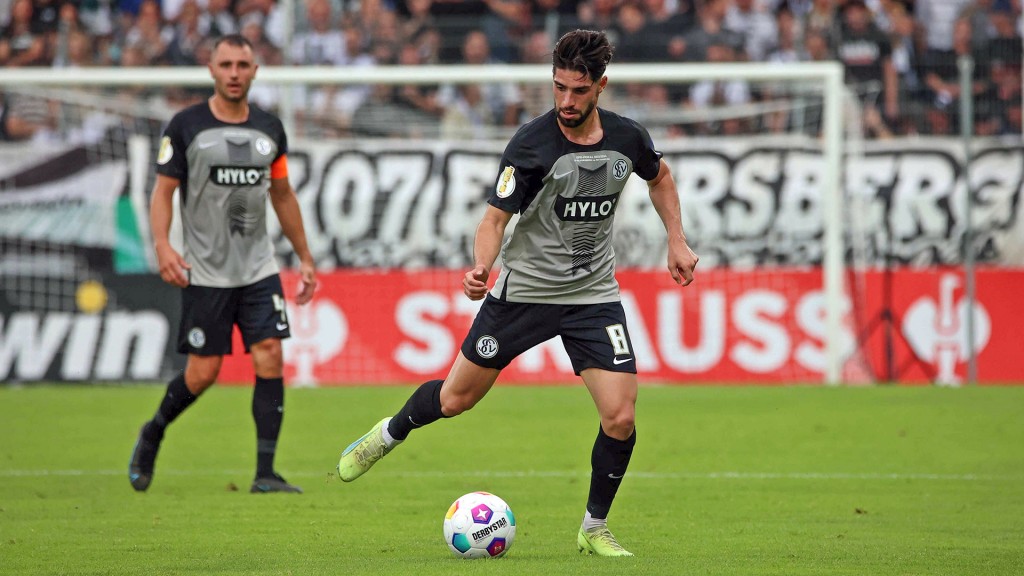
[460,296,636,375]
[178,274,291,355]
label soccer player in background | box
[129,34,317,494]
[337,29,698,555]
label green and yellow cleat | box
[337,417,398,482]
[577,526,634,557]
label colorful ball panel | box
[442,492,516,559]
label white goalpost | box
[0,62,847,385]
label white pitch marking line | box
[0,469,1011,481]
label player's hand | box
[155,243,190,288]
[463,265,489,301]
[295,260,317,305]
[668,240,698,287]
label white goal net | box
[1,63,854,385]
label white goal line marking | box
[0,469,1012,481]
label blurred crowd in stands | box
[1,0,1022,141]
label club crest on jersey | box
[475,335,499,359]
[612,159,629,180]
[188,328,206,348]
[496,166,516,198]
[555,193,619,222]
[255,137,272,156]
[210,166,265,186]
[157,136,173,165]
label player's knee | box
[440,391,479,417]
[602,411,636,440]
[251,338,283,376]
[186,365,219,392]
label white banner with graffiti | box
[3,136,1022,268]
[0,145,126,247]
[272,137,1024,270]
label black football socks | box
[387,379,446,441]
[586,425,636,519]
[142,373,197,443]
[253,376,285,478]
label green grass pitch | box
[1,384,1022,575]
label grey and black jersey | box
[155,102,287,288]
[489,108,663,304]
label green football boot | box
[337,417,399,482]
[577,526,634,557]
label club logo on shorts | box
[187,327,206,349]
[496,166,516,198]
[475,335,499,359]
[157,136,173,165]
[612,159,628,180]
[255,137,272,156]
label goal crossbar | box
[0,62,843,86]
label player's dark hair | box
[552,30,614,82]
[213,33,254,52]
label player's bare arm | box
[647,159,698,286]
[269,176,317,305]
[149,173,190,288]
[464,204,514,300]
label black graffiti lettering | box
[971,148,1021,231]
[271,142,1023,269]
[726,150,780,236]
[375,154,433,246]
[777,151,822,237]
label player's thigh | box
[237,274,291,351]
[439,351,502,414]
[178,284,238,356]
[580,367,637,436]
[249,337,283,379]
[559,302,637,375]
[185,353,224,392]
[460,296,561,369]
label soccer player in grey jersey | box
[129,35,317,494]
[337,30,698,555]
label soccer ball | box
[442,491,516,559]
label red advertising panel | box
[216,268,1022,386]
[850,268,1017,385]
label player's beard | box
[557,98,597,128]
[218,81,250,103]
